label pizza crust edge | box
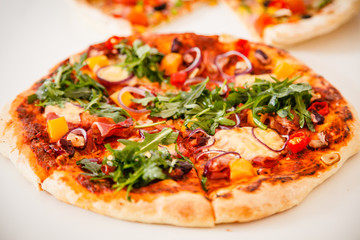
[41,170,215,227]
[211,103,360,224]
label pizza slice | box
[68,0,217,35]
[1,33,359,227]
[224,0,360,45]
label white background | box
[0,0,360,239]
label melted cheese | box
[210,127,285,161]
[44,103,84,124]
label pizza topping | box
[105,36,123,50]
[115,39,165,83]
[316,0,333,9]
[287,131,310,154]
[86,55,110,72]
[77,128,189,200]
[210,127,285,161]
[186,128,215,153]
[307,101,329,116]
[160,53,183,75]
[170,72,188,87]
[254,49,271,65]
[228,77,314,132]
[310,110,325,125]
[47,117,69,143]
[66,128,87,148]
[44,103,83,124]
[308,131,328,149]
[252,127,289,152]
[135,79,236,134]
[320,152,340,166]
[215,50,253,80]
[92,118,134,140]
[117,86,152,114]
[171,37,183,53]
[96,65,134,86]
[58,138,75,158]
[180,47,202,74]
[202,151,241,179]
[229,158,256,180]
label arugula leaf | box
[31,53,129,122]
[229,76,314,131]
[76,159,102,177]
[115,40,165,84]
[77,128,185,200]
[134,78,236,135]
[317,0,332,9]
[135,76,314,133]
[118,128,176,153]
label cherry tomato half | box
[170,72,188,87]
[307,101,329,116]
[288,131,310,154]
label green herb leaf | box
[115,40,165,83]
[77,128,186,201]
[31,53,129,122]
[76,159,102,177]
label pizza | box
[68,0,360,45]
[224,0,360,46]
[69,0,216,35]
[0,33,359,227]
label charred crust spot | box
[243,178,265,192]
[313,86,343,101]
[343,106,353,122]
[76,174,113,194]
[16,100,60,173]
[216,192,233,199]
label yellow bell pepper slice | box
[274,61,295,79]
[47,117,69,143]
[86,55,109,72]
[110,90,134,107]
[230,158,256,180]
[160,53,183,75]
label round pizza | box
[68,0,360,45]
[0,33,359,227]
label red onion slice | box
[215,50,253,80]
[117,86,152,114]
[195,149,227,162]
[219,107,240,130]
[187,128,216,153]
[180,47,202,74]
[96,65,134,86]
[69,128,87,146]
[251,127,289,152]
[203,151,241,176]
[184,77,206,86]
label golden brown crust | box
[42,170,214,227]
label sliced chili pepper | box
[235,39,250,57]
[288,131,310,154]
[170,72,187,87]
[308,101,329,116]
[105,36,122,50]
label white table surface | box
[0,1,359,239]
